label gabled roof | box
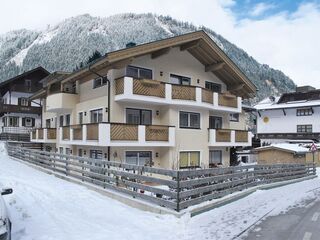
[0,66,50,96]
[61,31,256,98]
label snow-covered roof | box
[255,97,320,110]
[256,143,310,154]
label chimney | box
[126,42,136,48]
[296,86,315,92]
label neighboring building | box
[0,67,49,141]
[30,31,256,169]
[236,149,257,164]
[256,143,317,165]
[255,86,320,145]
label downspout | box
[88,65,111,163]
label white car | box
[0,188,12,240]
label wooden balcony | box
[111,123,138,141]
[115,76,241,113]
[0,104,42,115]
[209,129,252,147]
[58,123,175,147]
[30,128,56,143]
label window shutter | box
[31,118,35,127]
[18,98,21,105]
[22,118,26,127]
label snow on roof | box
[255,95,320,110]
[256,143,310,153]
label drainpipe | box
[88,65,111,163]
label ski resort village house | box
[0,67,49,141]
[30,31,256,169]
[255,86,320,145]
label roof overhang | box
[61,31,256,98]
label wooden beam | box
[110,58,134,69]
[151,47,171,59]
[180,40,201,51]
[229,84,245,94]
[205,62,225,72]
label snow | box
[155,16,174,36]
[255,96,320,110]
[0,142,319,240]
[256,143,310,153]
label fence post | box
[176,170,180,212]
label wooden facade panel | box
[235,131,248,142]
[115,77,124,95]
[62,127,70,140]
[38,129,43,139]
[218,93,237,108]
[146,126,169,141]
[201,88,213,104]
[133,79,165,98]
[172,85,196,101]
[216,129,231,142]
[47,129,56,139]
[73,126,83,140]
[111,124,138,141]
[86,124,99,140]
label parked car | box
[0,188,12,240]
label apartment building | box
[0,67,49,141]
[256,86,320,145]
[30,31,256,169]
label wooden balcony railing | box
[111,123,138,141]
[47,129,56,139]
[172,85,196,101]
[86,124,99,140]
[72,125,83,140]
[215,129,231,142]
[115,77,124,95]
[62,127,70,140]
[133,79,165,98]
[0,104,42,115]
[235,131,248,142]
[146,125,169,141]
[201,88,213,104]
[38,129,44,139]
[218,93,238,108]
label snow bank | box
[0,141,319,240]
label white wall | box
[257,106,320,134]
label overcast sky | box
[0,0,319,88]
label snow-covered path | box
[0,143,320,240]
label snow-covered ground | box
[0,142,319,240]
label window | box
[209,116,222,129]
[180,111,200,129]
[126,65,153,79]
[126,108,152,125]
[230,113,239,122]
[170,74,191,85]
[5,116,19,127]
[45,119,51,128]
[93,77,108,88]
[90,150,103,159]
[297,108,313,116]
[297,125,312,133]
[125,151,152,166]
[78,112,83,125]
[22,117,34,127]
[90,109,103,123]
[65,148,72,155]
[205,81,222,93]
[65,114,70,126]
[209,150,222,167]
[59,116,64,127]
[179,151,200,168]
[78,149,83,157]
[19,98,29,106]
[25,79,32,92]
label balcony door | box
[126,108,152,125]
[170,74,191,85]
[209,116,222,129]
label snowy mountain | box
[0,13,296,101]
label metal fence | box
[6,145,316,212]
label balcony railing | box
[0,104,42,115]
[52,123,175,146]
[115,77,241,112]
[30,128,57,143]
[208,129,252,147]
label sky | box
[0,0,319,88]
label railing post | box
[176,170,180,212]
